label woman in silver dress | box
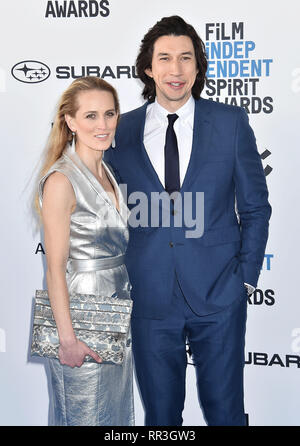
[35,77,134,426]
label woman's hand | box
[58,338,102,368]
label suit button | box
[169,242,174,248]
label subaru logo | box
[11,60,51,84]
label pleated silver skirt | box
[48,337,134,426]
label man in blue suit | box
[105,16,271,426]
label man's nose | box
[169,59,182,76]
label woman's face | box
[66,89,118,153]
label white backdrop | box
[1,0,300,426]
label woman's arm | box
[42,172,102,367]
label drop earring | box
[70,131,76,153]
[111,137,116,149]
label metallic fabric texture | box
[31,289,133,364]
[38,144,134,425]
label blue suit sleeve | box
[234,108,272,287]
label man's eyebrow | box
[156,51,193,56]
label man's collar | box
[153,95,195,125]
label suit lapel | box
[133,103,165,192]
[181,98,213,192]
[130,98,212,194]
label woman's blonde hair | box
[34,76,120,214]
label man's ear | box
[65,114,75,132]
[145,68,153,78]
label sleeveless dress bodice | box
[39,145,132,299]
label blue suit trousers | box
[131,277,248,426]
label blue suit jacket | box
[105,98,271,318]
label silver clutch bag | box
[31,290,133,365]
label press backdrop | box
[0,0,300,426]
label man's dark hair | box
[136,15,208,102]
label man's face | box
[145,34,199,112]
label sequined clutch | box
[31,290,132,365]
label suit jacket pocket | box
[203,225,241,247]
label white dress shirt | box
[142,95,255,295]
[143,95,195,187]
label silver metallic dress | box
[39,144,134,426]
